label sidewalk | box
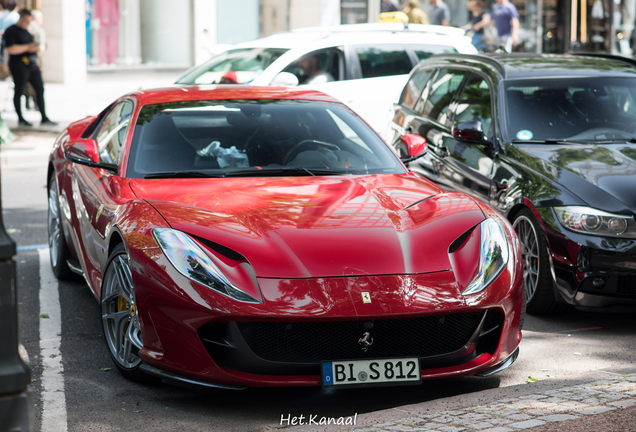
[283,368,636,432]
[0,69,186,135]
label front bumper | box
[536,207,636,310]
[128,241,523,387]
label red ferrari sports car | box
[48,86,524,389]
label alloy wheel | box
[513,215,540,302]
[48,180,61,268]
[101,251,143,370]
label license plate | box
[322,357,421,388]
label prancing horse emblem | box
[361,292,371,303]
[358,331,373,352]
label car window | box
[95,101,133,165]
[355,45,412,78]
[454,73,493,139]
[282,49,342,84]
[504,77,636,142]
[421,69,468,125]
[409,45,458,62]
[175,48,288,85]
[400,68,435,109]
[126,100,405,178]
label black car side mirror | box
[452,120,490,145]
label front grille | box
[235,312,484,363]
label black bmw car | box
[389,53,636,314]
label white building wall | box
[289,0,322,29]
[140,0,192,66]
[41,0,87,84]
[193,0,217,65]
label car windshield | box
[176,48,288,85]
[504,77,636,142]
[126,99,405,178]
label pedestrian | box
[429,0,451,26]
[491,0,519,52]
[468,0,491,51]
[2,9,56,126]
[381,0,400,12]
[0,0,18,31]
[402,0,430,24]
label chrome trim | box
[139,364,246,390]
[476,347,519,377]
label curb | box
[280,368,636,431]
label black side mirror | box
[452,120,489,145]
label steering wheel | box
[283,140,341,165]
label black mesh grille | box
[617,275,636,296]
[235,312,484,363]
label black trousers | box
[9,59,47,122]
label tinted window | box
[282,49,341,84]
[355,45,412,78]
[454,74,493,138]
[95,101,133,165]
[176,48,288,85]
[504,77,636,142]
[421,69,468,125]
[127,100,405,178]
[400,68,434,109]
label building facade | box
[21,0,636,83]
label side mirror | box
[64,138,100,163]
[452,120,488,144]
[64,139,117,172]
[271,72,299,87]
[398,133,427,162]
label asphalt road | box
[2,131,635,432]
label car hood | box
[512,143,636,213]
[129,173,486,278]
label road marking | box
[17,244,49,252]
[38,248,68,432]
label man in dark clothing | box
[2,9,56,126]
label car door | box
[402,68,470,187]
[73,100,134,277]
[438,72,496,202]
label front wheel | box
[48,173,76,280]
[101,243,147,381]
[512,208,563,315]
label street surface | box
[2,130,636,431]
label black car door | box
[403,68,470,187]
[438,72,497,203]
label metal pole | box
[0,149,33,431]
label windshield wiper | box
[511,139,570,144]
[223,168,350,177]
[144,171,226,179]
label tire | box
[101,243,148,381]
[48,173,76,280]
[512,208,563,315]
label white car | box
[176,24,477,136]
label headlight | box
[553,206,636,239]
[152,228,260,303]
[462,218,510,296]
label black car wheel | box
[512,208,562,314]
[101,243,148,381]
[48,173,76,280]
